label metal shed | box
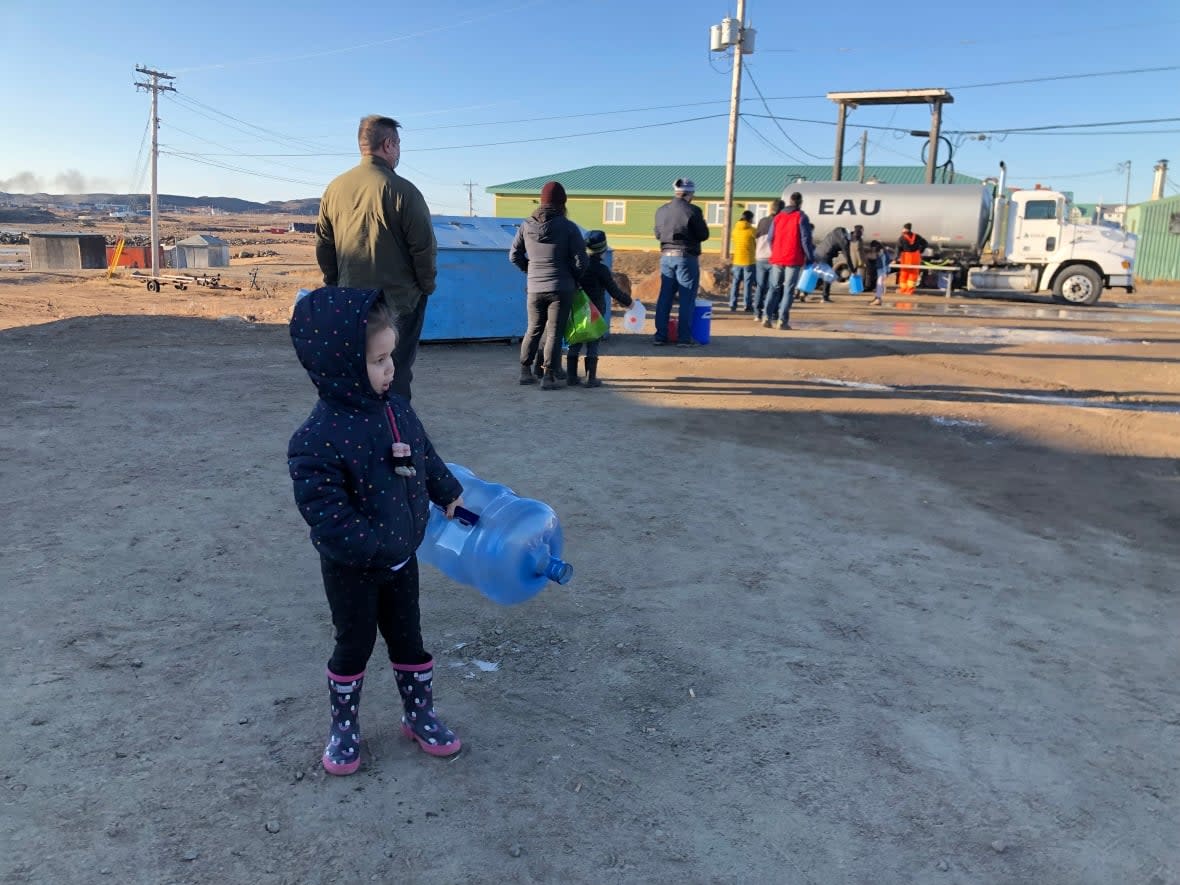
[422,215,609,342]
[1125,195,1180,282]
[174,234,230,268]
[28,232,107,271]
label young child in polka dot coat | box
[288,287,466,775]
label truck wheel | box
[146,279,160,293]
[1052,266,1102,305]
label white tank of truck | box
[779,163,1137,305]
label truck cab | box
[1000,190,1136,304]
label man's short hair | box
[358,115,401,153]
[789,192,803,206]
[741,210,754,222]
[771,199,786,212]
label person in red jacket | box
[762,192,815,330]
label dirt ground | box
[2,234,1180,884]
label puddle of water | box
[890,300,1180,325]
[796,319,1116,345]
[931,416,985,429]
[809,377,892,391]
[806,377,1180,414]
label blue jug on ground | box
[418,463,573,605]
[797,265,819,293]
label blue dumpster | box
[423,216,611,343]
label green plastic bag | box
[565,289,607,345]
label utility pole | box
[135,66,176,281]
[463,180,479,216]
[1118,160,1132,233]
[710,4,754,262]
[857,131,868,183]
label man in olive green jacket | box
[316,115,437,400]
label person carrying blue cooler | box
[763,192,815,331]
[800,226,853,303]
[288,287,467,775]
[569,230,633,387]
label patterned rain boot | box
[584,357,602,388]
[566,354,581,386]
[392,656,462,757]
[323,670,364,776]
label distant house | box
[289,221,316,234]
[28,232,107,270]
[488,164,982,252]
[174,234,230,268]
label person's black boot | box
[566,355,581,386]
[519,364,537,385]
[323,670,364,775]
[392,656,461,757]
[584,357,602,388]
[540,371,560,390]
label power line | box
[173,0,545,72]
[949,115,1180,135]
[949,64,1180,91]
[161,150,327,188]
[167,91,328,153]
[162,123,329,178]
[743,65,827,161]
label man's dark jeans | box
[520,289,573,374]
[391,295,427,401]
[654,254,699,343]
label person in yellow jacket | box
[728,210,757,312]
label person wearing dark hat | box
[509,181,587,389]
[568,230,633,387]
[652,177,710,346]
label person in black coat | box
[288,287,466,774]
[801,226,854,303]
[509,181,587,389]
[568,230,633,387]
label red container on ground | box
[105,245,164,269]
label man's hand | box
[445,496,465,519]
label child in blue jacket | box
[288,287,465,775]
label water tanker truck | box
[785,162,1136,305]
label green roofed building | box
[487,165,982,252]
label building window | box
[746,203,770,222]
[603,200,626,224]
[706,202,728,226]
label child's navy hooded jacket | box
[288,287,462,569]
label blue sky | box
[3,0,1178,215]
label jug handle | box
[449,505,481,527]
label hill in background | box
[0,192,319,215]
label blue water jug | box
[797,265,819,293]
[848,272,864,294]
[418,463,573,605]
[813,262,838,282]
